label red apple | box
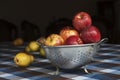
[80,25,101,43]
[45,34,64,46]
[59,26,79,41]
[73,12,92,32]
[65,35,83,45]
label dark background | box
[0,0,119,43]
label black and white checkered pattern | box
[0,42,120,80]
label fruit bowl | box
[37,38,108,69]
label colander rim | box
[42,43,96,48]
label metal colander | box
[37,38,108,69]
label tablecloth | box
[0,42,120,80]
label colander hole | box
[54,54,68,66]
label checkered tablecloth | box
[0,42,120,80]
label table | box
[0,42,120,80]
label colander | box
[37,38,108,74]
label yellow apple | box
[39,47,46,57]
[25,46,31,52]
[45,34,64,46]
[29,41,39,52]
[13,38,24,46]
[28,54,34,63]
[14,52,34,67]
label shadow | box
[92,16,110,40]
[21,20,41,42]
[45,18,72,37]
[0,19,18,42]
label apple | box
[65,35,83,45]
[39,47,46,57]
[28,54,34,63]
[80,25,101,43]
[14,52,34,67]
[28,41,39,52]
[45,34,64,46]
[38,37,46,45]
[13,38,24,46]
[59,26,79,41]
[73,12,92,32]
[25,46,31,52]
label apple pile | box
[43,11,101,46]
